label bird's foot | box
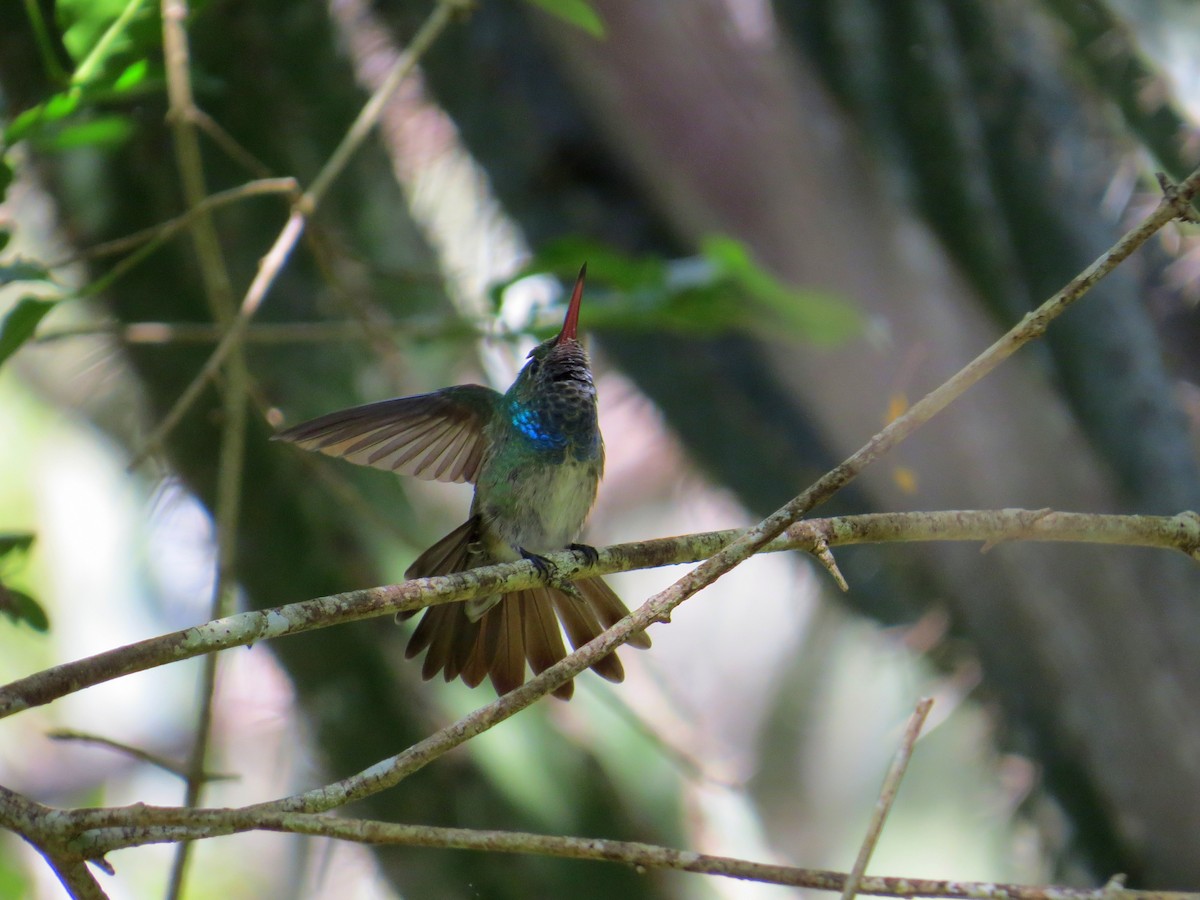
[519,547,554,578]
[569,542,600,567]
[520,547,585,602]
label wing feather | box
[365,419,446,466]
[273,385,500,484]
[432,422,475,481]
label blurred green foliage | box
[3,0,162,149]
[0,532,47,632]
[524,0,606,39]
[0,296,56,369]
[497,234,861,343]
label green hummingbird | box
[275,265,650,700]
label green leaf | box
[0,534,35,559]
[0,160,12,202]
[0,297,58,367]
[42,91,82,121]
[31,114,135,151]
[0,583,50,632]
[524,0,606,37]
[0,232,10,254]
[701,235,861,343]
[6,0,162,148]
[63,0,154,84]
[493,237,665,307]
[505,235,860,344]
[112,58,149,92]
[4,91,82,144]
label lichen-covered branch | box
[1,508,1197,721]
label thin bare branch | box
[42,855,108,900]
[40,802,1200,900]
[0,786,108,897]
[47,730,236,782]
[6,781,1189,899]
[48,179,297,268]
[189,107,275,179]
[841,698,935,900]
[126,211,306,471]
[128,0,471,467]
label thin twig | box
[37,802,1200,900]
[160,0,249,893]
[71,0,149,87]
[48,179,297,267]
[47,730,236,782]
[189,107,275,179]
[128,211,305,470]
[841,698,935,900]
[0,786,109,897]
[5,781,1192,899]
[42,854,108,900]
[128,0,471,468]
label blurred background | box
[2,0,1200,897]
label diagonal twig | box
[841,698,936,900]
[127,0,471,469]
[47,729,236,782]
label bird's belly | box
[477,458,600,557]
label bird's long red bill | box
[556,263,587,343]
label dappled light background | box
[3,0,1200,897]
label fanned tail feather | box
[523,589,573,700]
[550,587,625,683]
[400,519,650,699]
[419,605,461,682]
[577,578,652,649]
[486,598,525,697]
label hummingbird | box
[274,265,650,700]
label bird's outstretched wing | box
[273,385,500,484]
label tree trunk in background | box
[374,0,1200,886]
